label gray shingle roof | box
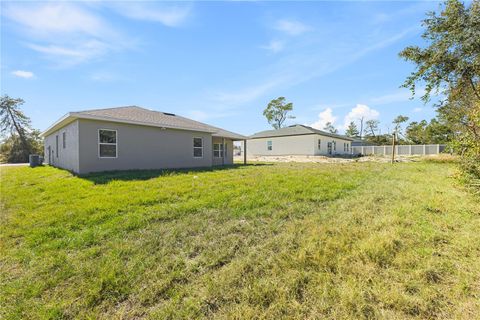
[43,106,247,140]
[249,124,354,141]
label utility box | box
[29,154,40,168]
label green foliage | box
[0,95,42,163]
[399,0,480,178]
[1,163,479,318]
[323,122,338,134]
[263,97,295,129]
[0,130,43,163]
[345,121,359,137]
[406,118,454,144]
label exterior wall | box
[247,134,352,157]
[77,119,213,174]
[312,134,352,156]
[44,120,80,172]
[247,134,316,156]
[212,137,234,166]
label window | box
[193,137,203,158]
[213,143,224,158]
[56,135,59,157]
[267,140,272,151]
[346,143,349,152]
[343,143,346,152]
[333,141,336,151]
[63,132,66,149]
[318,139,321,150]
[99,129,117,158]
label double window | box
[267,140,273,151]
[344,143,349,152]
[213,143,224,158]
[193,137,203,158]
[99,129,117,158]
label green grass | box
[1,162,479,319]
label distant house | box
[41,106,246,174]
[247,124,354,157]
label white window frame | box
[267,140,273,151]
[213,143,224,158]
[193,137,203,158]
[62,131,66,149]
[98,129,118,159]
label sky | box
[1,1,442,136]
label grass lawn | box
[1,161,479,319]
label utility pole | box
[391,131,396,164]
[359,117,364,144]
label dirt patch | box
[235,155,444,164]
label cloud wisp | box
[275,19,311,36]
[107,2,192,27]
[11,70,35,79]
[261,40,285,53]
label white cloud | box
[309,108,337,130]
[4,2,127,66]
[343,104,379,129]
[108,3,192,27]
[261,40,285,53]
[4,3,110,39]
[11,70,35,79]
[413,107,423,113]
[275,19,310,36]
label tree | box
[263,97,295,129]
[392,115,409,136]
[323,122,338,134]
[399,0,480,178]
[1,95,31,152]
[345,121,359,137]
[0,95,42,163]
[364,119,380,140]
[406,120,428,144]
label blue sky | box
[1,1,441,136]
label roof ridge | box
[75,105,143,113]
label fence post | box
[361,146,364,155]
[423,144,426,155]
[409,145,412,155]
[384,145,386,156]
[437,144,440,154]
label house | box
[246,124,354,157]
[41,106,247,174]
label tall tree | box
[0,95,31,151]
[399,0,480,177]
[263,97,295,129]
[392,115,409,135]
[345,121,359,137]
[364,119,380,139]
[323,122,338,134]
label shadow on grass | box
[80,163,271,184]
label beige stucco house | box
[247,125,354,157]
[41,106,246,174]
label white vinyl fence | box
[352,144,446,156]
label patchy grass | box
[1,162,479,319]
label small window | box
[347,143,349,152]
[333,141,336,151]
[193,137,203,158]
[63,132,66,149]
[267,140,272,151]
[99,129,117,158]
[213,143,224,158]
[56,135,59,157]
[318,139,321,150]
